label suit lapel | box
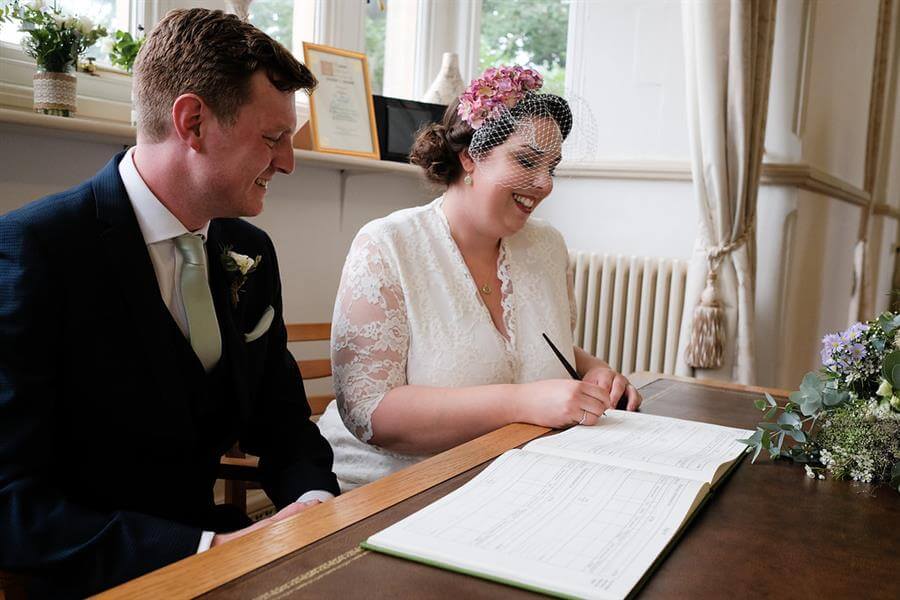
[207,221,252,421]
[93,153,195,438]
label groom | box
[0,8,338,598]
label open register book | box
[362,410,753,599]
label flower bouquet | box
[1,0,107,116]
[741,314,900,492]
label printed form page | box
[524,410,753,483]
[366,449,707,600]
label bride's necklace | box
[479,282,493,295]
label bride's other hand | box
[582,366,642,411]
[516,379,612,428]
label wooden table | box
[98,374,900,599]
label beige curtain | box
[675,0,777,384]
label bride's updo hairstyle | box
[410,65,572,186]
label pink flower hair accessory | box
[457,65,544,129]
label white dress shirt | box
[118,149,332,553]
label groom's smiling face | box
[201,70,298,218]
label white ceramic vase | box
[422,52,466,105]
[225,0,254,21]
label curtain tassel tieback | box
[684,269,725,369]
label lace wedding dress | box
[316,197,577,491]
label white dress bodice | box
[317,198,576,490]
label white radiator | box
[568,251,687,376]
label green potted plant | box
[106,26,144,73]
[1,1,107,116]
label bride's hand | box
[582,366,642,411]
[515,379,612,429]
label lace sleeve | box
[330,232,409,444]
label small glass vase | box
[33,65,77,117]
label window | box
[364,0,386,96]
[1,0,131,66]
[249,0,294,52]
[479,0,569,96]
[365,0,418,99]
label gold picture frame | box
[302,42,381,160]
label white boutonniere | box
[220,246,261,306]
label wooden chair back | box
[286,322,334,417]
[221,322,334,516]
[0,571,26,600]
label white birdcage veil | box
[458,65,596,189]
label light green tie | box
[175,233,222,373]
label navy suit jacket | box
[0,153,339,597]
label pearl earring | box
[464,173,473,186]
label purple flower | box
[845,322,868,339]
[847,342,866,361]
[821,332,844,364]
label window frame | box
[0,1,567,127]
[0,0,149,122]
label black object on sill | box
[372,95,447,164]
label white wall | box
[0,126,430,366]
[536,178,697,259]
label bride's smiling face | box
[465,117,563,238]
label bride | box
[316,66,642,491]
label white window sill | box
[0,41,133,123]
[0,107,420,177]
[0,41,312,127]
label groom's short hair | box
[133,8,316,143]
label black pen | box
[541,332,626,410]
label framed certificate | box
[302,42,380,159]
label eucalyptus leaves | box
[740,313,900,493]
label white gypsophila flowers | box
[850,455,875,482]
[865,398,900,421]
[228,251,255,275]
[805,465,816,479]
